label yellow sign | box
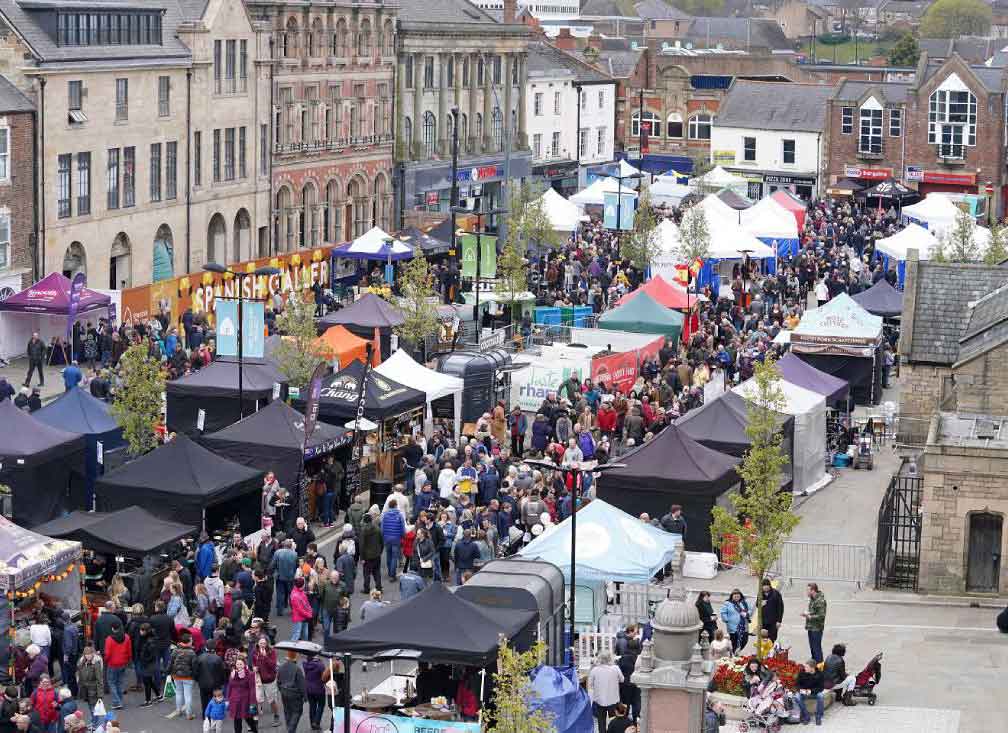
[712,150,735,165]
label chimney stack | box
[504,0,516,23]
[554,27,575,50]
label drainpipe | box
[185,68,192,273]
[390,19,400,230]
[30,106,38,282]
[38,77,46,278]
[269,35,276,255]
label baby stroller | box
[850,651,883,705]
[853,432,874,470]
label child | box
[756,628,779,659]
[204,687,228,732]
[709,628,733,660]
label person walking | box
[252,636,282,727]
[136,624,160,708]
[102,626,131,711]
[302,654,325,732]
[359,514,383,594]
[269,540,298,617]
[165,631,197,720]
[759,579,784,643]
[720,589,750,654]
[380,500,406,581]
[25,333,45,388]
[203,688,228,733]
[277,651,305,733]
[587,651,623,733]
[801,583,827,663]
[193,641,226,721]
[318,571,343,638]
[226,657,259,732]
[74,646,102,719]
[694,591,718,644]
[288,578,313,642]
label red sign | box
[592,350,638,394]
[426,191,439,205]
[637,336,665,366]
[844,164,892,181]
[921,170,976,186]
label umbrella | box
[275,640,326,656]
[863,178,914,200]
[826,178,865,196]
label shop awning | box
[0,516,81,592]
[299,358,426,424]
[0,272,111,315]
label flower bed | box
[710,652,803,695]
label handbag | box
[203,718,212,733]
[163,675,176,699]
[419,558,433,569]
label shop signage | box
[479,328,507,350]
[457,164,503,182]
[921,170,976,186]
[537,161,578,178]
[712,150,735,165]
[844,164,891,180]
[763,174,814,186]
[905,165,923,182]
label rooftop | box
[0,75,33,112]
[634,0,690,19]
[683,16,790,50]
[593,47,643,77]
[919,37,1003,65]
[398,0,508,27]
[528,40,613,82]
[933,412,1008,449]
[715,80,832,132]
[833,79,912,104]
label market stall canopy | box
[301,358,426,424]
[529,665,594,733]
[791,293,883,357]
[616,158,642,178]
[96,434,264,531]
[770,190,806,231]
[312,325,371,368]
[395,226,451,256]
[33,388,119,435]
[863,178,915,200]
[615,274,690,309]
[649,179,692,207]
[696,192,740,225]
[692,165,747,193]
[0,272,111,315]
[717,188,752,210]
[851,278,904,319]
[826,178,865,196]
[325,582,536,665]
[517,498,682,582]
[375,349,464,407]
[319,293,405,330]
[569,177,639,207]
[598,291,684,339]
[740,197,799,240]
[0,516,81,593]
[538,187,587,232]
[777,352,850,405]
[675,390,754,456]
[702,207,777,260]
[900,193,982,239]
[33,507,195,556]
[331,226,414,261]
[875,222,939,261]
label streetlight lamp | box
[203,262,281,422]
[523,458,625,661]
[451,206,508,324]
[613,172,643,236]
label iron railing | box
[875,471,923,591]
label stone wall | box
[952,341,1008,415]
[898,362,949,446]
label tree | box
[110,343,166,456]
[670,0,725,15]
[271,290,324,389]
[710,355,800,660]
[678,204,711,265]
[620,185,660,270]
[496,241,528,322]
[933,206,981,263]
[920,0,991,38]
[488,639,553,733]
[984,222,1008,266]
[505,182,562,253]
[888,33,920,66]
[395,247,439,355]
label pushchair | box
[853,432,874,470]
[850,651,883,705]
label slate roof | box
[634,0,690,19]
[528,41,613,82]
[398,0,502,26]
[684,17,790,50]
[833,80,912,104]
[715,80,831,132]
[921,58,1004,92]
[0,0,192,66]
[918,37,1001,65]
[0,75,33,112]
[904,261,1008,364]
[580,0,627,15]
[594,48,643,77]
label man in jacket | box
[195,534,216,583]
[278,650,306,733]
[801,583,827,663]
[452,529,480,585]
[61,616,80,697]
[380,500,406,581]
[103,627,132,710]
[252,570,273,623]
[166,632,197,719]
[335,542,356,595]
[290,517,316,558]
[759,579,785,642]
[24,333,44,388]
[74,646,102,713]
[193,642,226,722]
[359,514,383,594]
[148,600,175,689]
[660,505,687,536]
[269,539,299,617]
[317,571,344,638]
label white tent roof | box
[649,179,692,207]
[696,193,739,224]
[654,218,680,251]
[691,202,776,259]
[538,188,587,232]
[616,159,641,178]
[792,292,883,342]
[695,165,747,189]
[570,177,640,207]
[376,349,464,436]
[740,197,799,240]
[345,226,413,257]
[875,223,939,261]
[733,376,824,416]
[901,194,962,233]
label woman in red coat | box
[227,656,259,732]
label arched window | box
[373,175,388,231]
[688,113,713,140]
[630,110,660,138]
[382,19,394,55]
[403,116,413,155]
[276,187,293,252]
[284,17,298,59]
[459,113,468,147]
[310,18,323,57]
[302,183,318,247]
[207,213,226,265]
[446,111,455,146]
[475,112,483,142]
[357,18,371,57]
[347,176,370,238]
[349,102,359,139]
[928,81,977,158]
[422,111,436,158]
[666,112,683,138]
[477,56,485,86]
[324,180,341,240]
[491,107,503,151]
[334,18,348,57]
[62,242,87,279]
[233,210,250,262]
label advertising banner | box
[66,272,87,344]
[243,301,265,358]
[591,349,638,394]
[603,192,635,230]
[332,708,479,733]
[459,234,497,279]
[214,299,239,357]
[512,360,590,412]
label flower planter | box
[708,692,750,721]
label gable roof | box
[716,80,831,132]
[594,48,644,77]
[833,79,912,104]
[919,37,1000,65]
[0,75,32,112]
[684,16,790,49]
[903,261,1008,364]
[580,0,629,16]
[398,0,503,26]
[921,57,1004,93]
[955,283,1008,365]
[634,0,691,19]
[528,41,613,82]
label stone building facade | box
[0,76,34,295]
[245,0,396,252]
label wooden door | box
[966,513,1002,592]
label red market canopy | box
[770,191,806,232]
[0,272,110,315]
[615,275,691,310]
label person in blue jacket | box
[720,588,751,654]
[380,500,406,581]
[195,534,216,583]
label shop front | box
[910,169,977,197]
[532,160,580,196]
[762,173,818,200]
[843,164,893,185]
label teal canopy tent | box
[598,291,683,340]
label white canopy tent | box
[649,179,692,207]
[650,219,682,282]
[733,377,828,495]
[616,159,642,180]
[570,177,640,207]
[875,223,939,261]
[899,193,992,243]
[375,348,464,437]
[696,193,740,225]
[337,226,414,260]
[740,197,799,240]
[537,188,587,232]
[692,165,748,197]
[568,327,665,353]
[791,292,883,357]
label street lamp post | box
[203,263,281,422]
[452,206,508,324]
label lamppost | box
[203,263,281,422]
[613,172,642,236]
[523,458,625,660]
[451,206,508,324]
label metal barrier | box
[605,582,672,626]
[767,541,874,589]
[574,631,615,672]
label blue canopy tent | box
[33,389,124,512]
[529,665,594,733]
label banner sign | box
[303,361,329,444]
[591,349,638,394]
[345,350,373,499]
[512,360,590,412]
[215,299,239,357]
[460,234,497,279]
[332,708,479,733]
[243,301,265,358]
[603,192,635,231]
[66,272,87,344]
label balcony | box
[274,134,393,156]
[936,145,965,165]
[857,147,884,161]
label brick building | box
[246,0,397,253]
[0,75,34,296]
[824,53,1007,214]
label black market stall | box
[596,423,740,552]
[95,434,264,535]
[0,400,86,527]
[790,292,885,405]
[396,226,452,257]
[201,399,351,527]
[166,357,288,436]
[34,388,125,511]
[851,278,904,319]
[435,348,514,424]
[318,293,405,363]
[295,359,425,486]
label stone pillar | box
[438,52,449,157]
[467,53,477,155]
[396,53,407,159]
[517,52,528,146]
[503,53,513,151]
[412,53,423,159]
[482,55,492,153]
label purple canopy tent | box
[777,352,849,407]
[0,272,110,315]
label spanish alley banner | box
[120,245,335,331]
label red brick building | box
[824,53,1007,213]
[0,75,35,295]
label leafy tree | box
[505,182,562,253]
[272,290,325,389]
[110,343,166,456]
[670,0,725,15]
[920,0,991,38]
[395,247,439,356]
[933,206,981,263]
[984,222,1008,266]
[620,185,660,270]
[488,639,553,733]
[888,33,920,66]
[710,355,800,660]
[678,204,711,265]
[496,241,528,322]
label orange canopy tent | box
[615,275,691,310]
[312,325,373,368]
